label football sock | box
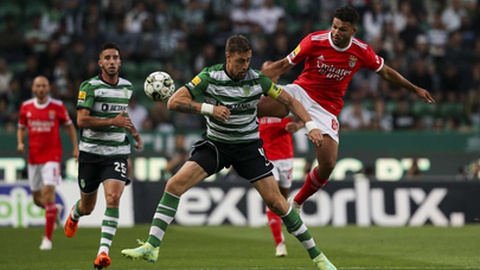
[44,202,57,240]
[294,167,328,205]
[71,199,82,221]
[147,192,179,247]
[281,207,321,259]
[266,206,284,246]
[98,207,119,255]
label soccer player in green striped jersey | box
[64,42,143,270]
[121,35,337,270]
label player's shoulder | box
[20,98,35,107]
[80,75,102,89]
[118,77,133,87]
[350,37,370,51]
[49,97,65,106]
[307,30,330,44]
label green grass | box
[1,225,479,269]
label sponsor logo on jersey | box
[349,55,358,68]
[289,45,301,59]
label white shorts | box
[271,158,293,189]
[28,162,62,191]
[282,84,340,144]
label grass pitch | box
[0,225,479,270]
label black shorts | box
[78,151,129,193]
[189,138,273,183]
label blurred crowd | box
[0,0,479,134]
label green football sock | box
[147,192,180,247]
[282,208,321,259]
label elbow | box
[167,98,175,111]
[77,119,86,129]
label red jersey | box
[18,97,72,164]
[287,30,384,116]
[259,117,294,160]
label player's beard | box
[103,66,118,78]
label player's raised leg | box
[253,176,337,269]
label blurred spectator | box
[339,99,372,130]
[17,56,40,103]
[362,0,391,42]
[426,14,449,65]
[230,0,256,34]
[392,99,417,130]
[371,98,393,131]
[0,58,13,100]
[125,0,149,34]
[129,96,148,132]
[0,15,26,62]
[164,133,189,177]
[399,13,423,50]
[251,0,285,35]
[106,15,139,61]
[25,14,51,55]
[441,0,468,32]
[392,0,413,33]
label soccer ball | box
[144,71,176,102]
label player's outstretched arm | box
[261,58,292,81]
[378,65,435,104]
[17,127,26,154]
[273,90,323,147]
[64,123,79,160]
[167,86,231,121]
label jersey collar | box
[328,32,352,52]
[34,97,51,109]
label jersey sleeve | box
[258,74,282,99]
[77,81,95,110]
[287,34,314,65]
[58,103,72,125]
[18,104,26,127]
[362,45,384,72]
[185,68,210,99]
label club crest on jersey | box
[243,85,250,95]
[349,55,358,68]
[49,110,56,120]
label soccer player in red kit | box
[17,76,79,250]
[258,6,435,213]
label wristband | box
[305,121,318,133]
[200,103,214,115]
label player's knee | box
[105,193,122,207]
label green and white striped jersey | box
[77,75,134,156]
[186,64,281,143]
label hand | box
[307,129,324,147]
[17,143,25,154]
[285,121,302,133]
[132,133,143,150]
[111,111,133,129]
[72,147,79,162]
[211,106,231,121]
[416,87,435,104]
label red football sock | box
[294,167,329,205]
[266,206,283,246]
[44,203,57,240]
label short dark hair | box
[99,42,121,56]
[226,35,252,54]
[334,6,360,25]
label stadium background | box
[0,0,479,227]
